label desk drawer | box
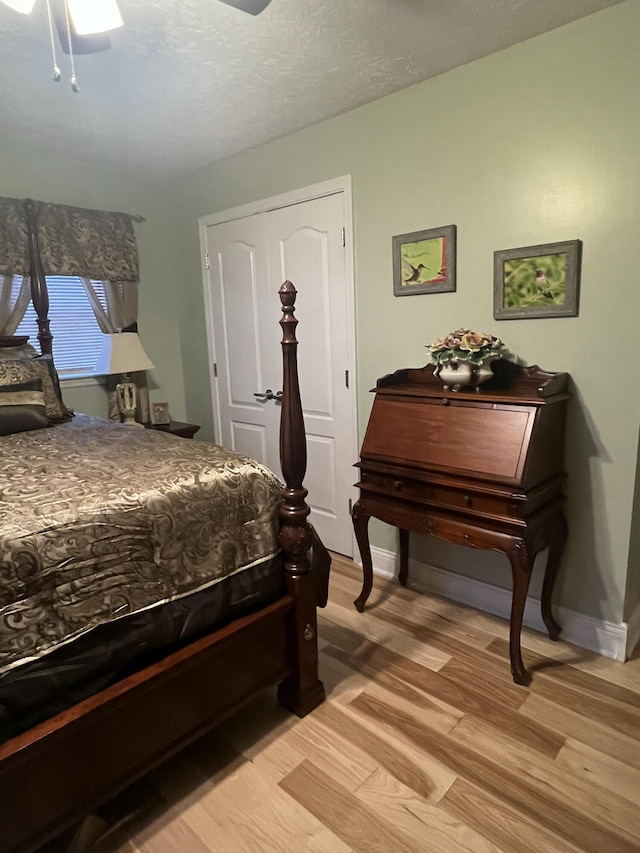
[359,471,524,519]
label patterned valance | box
[0,198,30,276]
[0,197,141,282]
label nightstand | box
[150,420,200,439]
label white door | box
[203,189,356,556]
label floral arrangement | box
[427,328,510,366]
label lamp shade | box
[94,332,154,376]
[0,0,37,12]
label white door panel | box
[207,221,279,470]
[230,422,268,463]
[219,243,262,407]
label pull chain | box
[45,0,61,82]
[63,0,79,93]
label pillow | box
[0,355,71,423]
[0,335,29,347]
[0,343,39,360]
[0,379,50,435]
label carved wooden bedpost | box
[23,198,53,356]
[276,281,325,716]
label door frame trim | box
[199,175,357,557]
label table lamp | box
[94,332,154,426]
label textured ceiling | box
[0,0,626,179]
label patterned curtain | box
[81,279,139,334]
[0,200,33,345]
[0,275,31,335]
[36,202,139,282]
[82,279,150,424]
[0,196,140,281]
[0,198,30,276]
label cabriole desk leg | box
[508,540,535,686]
[398,528,410,586]
[352,500,373,612]
[541,510,568,641]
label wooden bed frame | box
[0,201,325,852]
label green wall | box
[0,143,186,421]
[626,427,640,623]
[169,0,640,626]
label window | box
[15,276,107,378]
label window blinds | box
[15,276,107,376]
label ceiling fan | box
[218,0,273,13]
[56,0,274,53]
[0,0,274,50]
[0,0,122,58]
[0,0,273,91]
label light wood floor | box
[47,555,640,853]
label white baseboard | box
[626,602,640,659]
[363,546,630,662]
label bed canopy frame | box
[0,200,325,853]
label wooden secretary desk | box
[352,360,570,685]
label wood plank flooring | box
[42,555,640,853]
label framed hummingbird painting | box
[392,224,456,296]
[493,240,582,320]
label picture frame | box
[493,240,582,320]
[393,225,456,296]
[151,401,171,426]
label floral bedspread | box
[0,415,282,674]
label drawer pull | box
[464,494,472,506]
[393,480,403,490]
[441,398,450,406]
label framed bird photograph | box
[392,224,456,296]
[493,239,582,320]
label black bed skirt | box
[0,556,284,742]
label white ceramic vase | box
[435,358,497,391]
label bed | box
[0,210,327,853]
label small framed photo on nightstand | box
[151,402,171,426]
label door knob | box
[253,389,283,401]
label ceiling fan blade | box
[217,0,273,14]
[0,0,37,12]
[53,7,112,54]
[67,0,123,35]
